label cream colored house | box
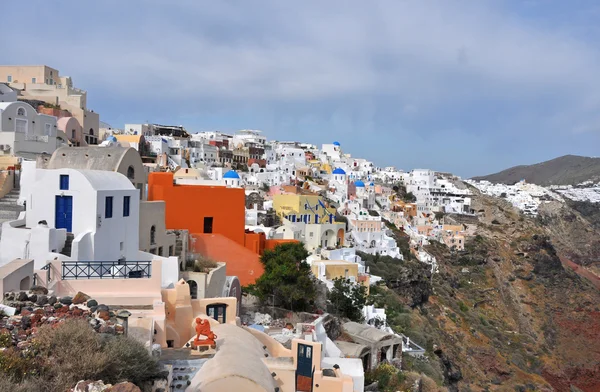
[0,65,100,145]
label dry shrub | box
[192,256,218,272]
[0,319,161,392]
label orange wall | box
[191,234,264,286]
[148,172,246,246]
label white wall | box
[26,169,140,262]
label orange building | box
[149,172,246,245]
[148,172,295,285]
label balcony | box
[61,261,152,280]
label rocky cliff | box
[380,189,600,391]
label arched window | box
[89,128,94,136]
[150,225,156,245]
[17,107,26,116]
[127,165,135,179]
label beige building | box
[0,65,100,145]
[139,201,177,257]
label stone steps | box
[160,359,205,391]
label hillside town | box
[2,65,598,391]
[0,65,485,391]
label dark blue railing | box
[61,261,152,280]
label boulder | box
[29,285,48,295]
[96,304,109,312]
[36,295,48,306]
[17,292,28,302]
[87,299,98,308]
[73,380,112,392]
[54,302,64,310]
[27,294,38,303]
[97,310,110,321]
[60,296,73,305]
[106,382,141,392]
[47,296,57,305]
[72,292,91,305]
[4,292,15,301]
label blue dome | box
[107,135,117,142]
[332,168,346,175]
[333,141,341,146]
[370,182,374,186]
[354,180,365,187]
[223,170,240,179]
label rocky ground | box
[376,190,600,391]
[1,289,128,349]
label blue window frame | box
[105,196,113,218]
[59,174,69,190]
[123,196,130,217]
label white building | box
[0,101,63,159]
[1,168,140,268]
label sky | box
[2,0,600,177]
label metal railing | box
[61,261,152,280]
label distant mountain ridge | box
[472,155,600,186]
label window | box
[150,225,156,244]
[32,77,37,83]
[17,107,26,116]
[120,242,124,251]
[123,196,130,217]
[7,75,12,82]
[105,196,113,218]
[15,118,27,133]
[127,166,135,179]
[44,123,52,136]
[59,174,69,190]
[158,246,163,256]
[169,245,174,256]
[71,130,76,139]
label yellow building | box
[273,194,336,224]
[311,260,370,294]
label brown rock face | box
[72,291,91,304]
[106,382,142,392]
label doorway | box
[55,195,73,232]
[296,343,314,392]
[203,217,213,234]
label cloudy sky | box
[2,0,600,176]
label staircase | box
[159,355,206,391]
[61,233,74,257]
[0,189,24,236]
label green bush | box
[458,301,469,312]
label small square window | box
[7,75,12,82]
[59,174,69,190]
[105,196,113,218]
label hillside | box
[472,155,600,186]
[370,189,600,391]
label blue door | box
[296,343,314,392]
[55,196,73,232]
